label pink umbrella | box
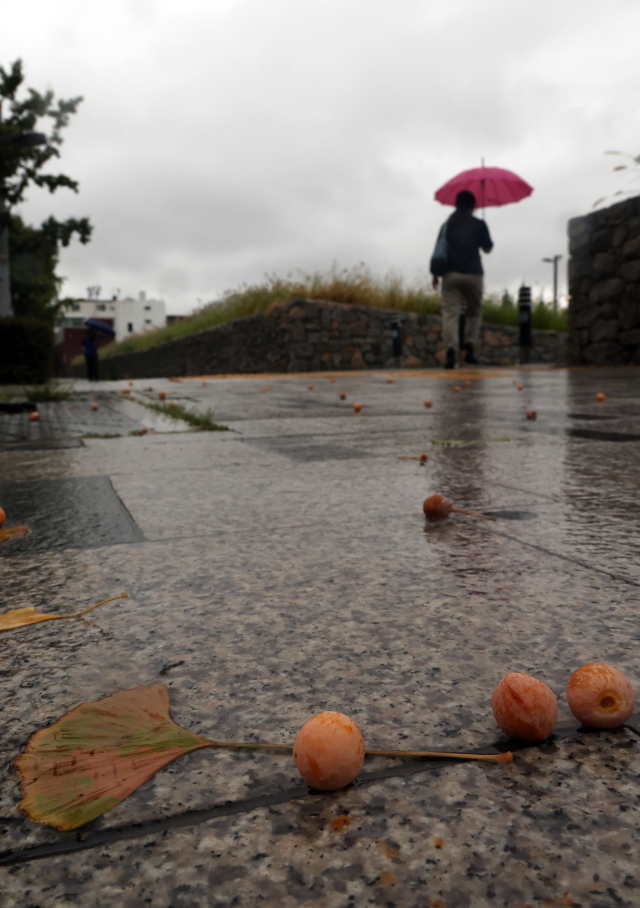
[435,165,533,211]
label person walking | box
[430,190,493,368]
[81,329,99,381]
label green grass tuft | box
[24,380,73,402]
[139,399,228,431]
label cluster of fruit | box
[492,664,635,742]
[293,663,635,793]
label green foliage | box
[140,399,228,431]
[0,59,92,322]
[0,317,53,383]
[97,267,444,360]
[23,379,72,401]
[481,297,568,332]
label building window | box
[144,319,151,324]
[71,303,80,312]
[144,305,151,311]
[128,323,133,333]
[97,303,106,311]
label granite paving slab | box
[1,366,639,907]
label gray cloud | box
[4,0,640,311]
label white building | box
[57,292,166,342]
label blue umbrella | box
[85,318,116,336]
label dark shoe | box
[445,348,456,369]
[464,342,479,365]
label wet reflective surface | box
[1,366,640,906]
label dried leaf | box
[613,165,627,171]
[0,525,30,542]
[0,593,128,633]
[15,684,213,830]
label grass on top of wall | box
[76,266,567,363]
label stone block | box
[401,354,423,367]
[349,320,368,336]
[588,278,623,305]
[589,319,618,343]
[306,332,320,345]
[330,321,340,333]
[619,328,640,346]
[568,216,588,238]
[619,299,640,331]
[592,252,614,279]
[321,352,331,362]
[483,327,512,347]
[582,341,622,363]
[612,224,628,247]
[288,305,307,320]
[351,348,366,368]
[619,260,640,282]
[623,235,640,260]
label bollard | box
[391,320,403,366]
[518,285,532,365]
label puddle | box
[0,476,143,553]
[567,428,640,442]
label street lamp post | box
[0,131,47,317]
[542,255,562,311]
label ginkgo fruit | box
[491,672,558,741]
[566,663,634,728]
[293,711,365,790]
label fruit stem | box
[53,593,129,620]
[198,739,513,764]
[451,507,497,521]
[365,748,512,763]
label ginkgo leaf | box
[0,593,128,633]
[15,684,513,831]
[0,525,30,542]
[15,684,213,831]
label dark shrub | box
[0,317,54,384]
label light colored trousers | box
[441,272,483,352]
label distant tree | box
[0,59,92,323]
[500,290,514,307]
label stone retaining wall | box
[568,194,640,364]
[75,299,567,379]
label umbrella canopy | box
[435,166,533,208]
[85,318,116,336]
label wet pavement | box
[1,366,640,907]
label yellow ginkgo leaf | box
[0,525,30,542]
[0,593,128,633]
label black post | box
[518,285,532,365]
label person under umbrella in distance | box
[430,190,493,368]
[81,328,99,382]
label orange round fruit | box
[0,507,5,528]
[526,409,537,420]
[566,663,634,728]
[465,380,472,387]
[263,386,270,392]
[330,378,336,383]
[424,399,432,408]
[420,452,428,463]
[121,388,130,395]
[453,386,460,393]
[353,402,362,412]
[91,402,99,411]
[308,385,313,391]
[387,378,395,384]
[159,391,166,400]
[491,672,558,741]
[293,711,365,790]
[596,392,605,402]
[128,381,133,387]
[139,427,148,436]
[29,411,39,421]
[202,382,207,387]
[517,383,523,391]
[423,493,453,519]
[339,392,346,400]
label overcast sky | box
[3,0,640,313]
